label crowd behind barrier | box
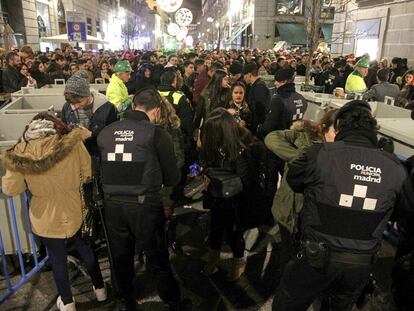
[1,45,414,311]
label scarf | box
[24,119,56,141]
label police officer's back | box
[274,100,414,311]
[97,88,190,311]
[257,68,307,139]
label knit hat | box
[274,68,295,82]
[229,62,243,75]
[115,60,133,73]
[64,70,90,97]
[355,57,370,68]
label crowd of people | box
[1,43,414,311]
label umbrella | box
[40,34,109,44]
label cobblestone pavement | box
[1,204,397,311]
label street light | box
[215,21,220,29]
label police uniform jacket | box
[257,83,308,139]
[158,85,194,149]
[247,78,271,134]
[97,110,180,196]
[287,128,414,254]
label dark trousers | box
[40,231,104,305]
[209,207,245,258]
[279,224,295,273]
[273,256,370,311]
[265,152,284,206]
[104,195,181,306]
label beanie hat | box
[115,60,133,73]
[274,68,295,82]
[356,57,370,68]
[229,62,243,75]
[64,70,90,97]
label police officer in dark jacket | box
[158,69,194,154]
[61,71,117,157]
[258,68,307,205]
[274,100,414,311]
[97,88,191,311]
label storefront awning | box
[276,23,308,45]
[322,24,333,42]
[225,22,251,44]
[356,19,381,39]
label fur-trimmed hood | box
[2,129,84,175]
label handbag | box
[206,167,243,198]
[183,176,205,200]
[80,175,99,240]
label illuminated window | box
[276,0,303,16]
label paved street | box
[1,205,397,311]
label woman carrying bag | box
[1,113,106,311]
[201,108,268,281]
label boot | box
[56,296,76,311]
[201,249,220,276]
[226,257,246,282]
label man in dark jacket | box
[61,70,117,157]
[2,51,27,93]
[259,68,307,205]
[274,100,414,311]
[97,88,191,311]
[47,54,66,83]
[243,62,271,134]
[389,57,406,84]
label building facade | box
[331,0,414,64]
[199,0,335,50]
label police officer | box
[258,68,307,204]
[97,88,191,311]
[273,100,414,310]
[158,68,196,177]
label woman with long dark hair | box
[197,70,231,127]
[2,113,106,311]
[30,60,48,88]
[227,81,252,131]
[94,60,112,83]
[201,108,267,281]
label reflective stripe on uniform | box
[158,91,184,105]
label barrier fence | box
[0,188,48,305]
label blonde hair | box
[157,96,181,129]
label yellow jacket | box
[1,129,91,239]
[345,71,367,93]
[106,74,129,108]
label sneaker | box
[93,283,107,302]
[56,296,76,311]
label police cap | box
[334,100,372,123]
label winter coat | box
[61,89,118,156]
[264,122,317,233]
[345,71,367,93]
[106,73,130,109]
[1,129,91,239]
[202,140,270,230]
[363,82,400,102]
[2,65,28,93]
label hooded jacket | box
[1,129,91,239]
[265,121,320,233]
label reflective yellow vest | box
[345,71,367,93]
[158,90,184,106]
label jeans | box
[40,231,104,305]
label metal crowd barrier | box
[0,188,48,304]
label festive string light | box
[158,0,183,13]
[175,8,193,27]
[167,23,180,36]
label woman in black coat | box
[30,60,48,88]
[201,108,267,281]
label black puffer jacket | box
[2,65,27,93]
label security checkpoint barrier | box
[0,188,49,304]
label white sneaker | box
[93,284,107,302]
[56,296,76,311]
